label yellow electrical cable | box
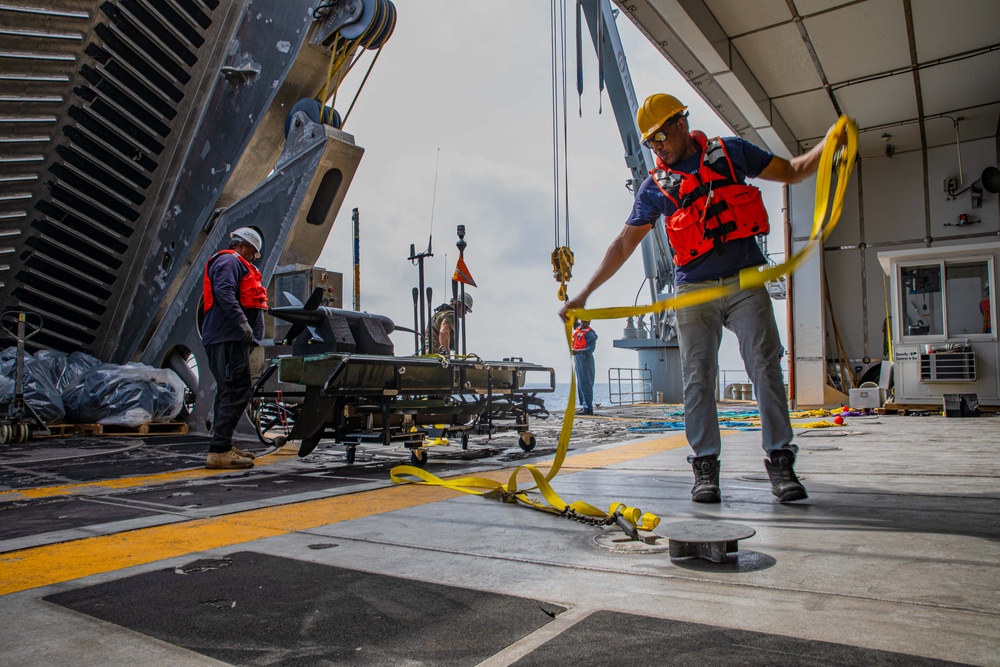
[315,4,392,111]
[883,273,894,362]
[390,117,858,531]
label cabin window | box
[899,257,994,341]
[901,264,942,336]
[946,261,991,335]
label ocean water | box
[524,383,612,413]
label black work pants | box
[206,341,253,453]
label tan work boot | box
[231,445,256,460]
[206,450,254,469]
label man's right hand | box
[238,320,253,344]
[559,293,588,322]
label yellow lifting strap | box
[389,313,659,532]
[389,117,858,531]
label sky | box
[316,0,787,386]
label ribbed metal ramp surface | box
[0,0,220,352]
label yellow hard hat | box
[637,94,688,141]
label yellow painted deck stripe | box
[0,435,688,596]
[0,450,291,502]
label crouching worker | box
[200,227,268,469]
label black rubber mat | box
[0,498,157,541]
[21,451,209,482]
[47,550,565,666]
[0,435,267,489]
[511,610,969,666]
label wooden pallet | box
[40,423,78,437]
[52,422,190,437]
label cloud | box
[314,0,790,390]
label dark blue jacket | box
[201,252,265,346]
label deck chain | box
[560,508,617,527]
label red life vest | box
[572,326,593,351]
[650,131,769,267]
[202,249,269,313]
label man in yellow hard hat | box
[561,93,844,505]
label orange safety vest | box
[572,326,593,351]
[650,131,769,267]
[202,249,269,312]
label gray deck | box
[0,409,997,666]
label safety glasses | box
[641,115,684,149]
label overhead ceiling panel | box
[924,104,1000,149]
[702,0,790,37]
[835,73,918,129]
[912,0,1000,62]
[646,0,727,73]
[733,23,824,97]
[792,0,858,16]
[772,89,838,140]
[803,0,911,84]
[618,0,998,156]
[633,2,710,80]
[857,123,922,160]
[919,50,1000,116]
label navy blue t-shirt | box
[627,136,774,285]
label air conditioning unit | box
[920,352,976,382]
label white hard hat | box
[230,227,262,259]
[451,293,473,313]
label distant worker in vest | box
[572,320,598,415]
[201,227,269,469]
[560,93,846,504]
[423,293,473,355]
[981,286,991,333]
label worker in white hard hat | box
[200,226,268,469]
[423,292,473,355]
[561,93,847,505]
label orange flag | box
[452,255,477,287]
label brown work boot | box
[231,445,256,460]
[206,450,254,469]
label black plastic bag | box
[0,347,66,424]
[63,363,184,427]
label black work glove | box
[238,320,253,344]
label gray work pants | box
[675,275,793,460]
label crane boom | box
[579,0,675,336]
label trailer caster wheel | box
[345,446,356,464]
[410,448,428,466]
[461,433,469,450]
[518,434,536,452]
